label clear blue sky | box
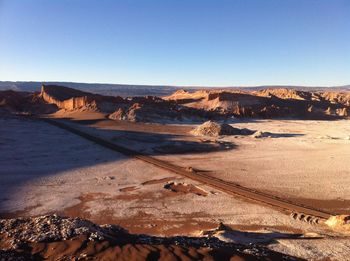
[0,0,349,86]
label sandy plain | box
[1,114,350,259]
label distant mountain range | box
[0,81,180,97]
[0,81,349,97]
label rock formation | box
[165,88,350,119]
[0,215,296,260]
[191,121,242,136]
[3,85,350,120]
[40,84,211,122]
[0,90,57,114]
[40,84,124,112]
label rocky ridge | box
[40,84,212,122]
[165,88,350,118]
[2,84,350,121]
[0,215,301,260]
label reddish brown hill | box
[255,88,313,100]
[320,91,350,106]
[5,85,350,120]
[165,88,350,119]
[0,90,57,114]
[0,90,24,109]
[108,95,209,122]
[40,85,209,122]
[40,84,124,112]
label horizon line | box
[1,80,349,89]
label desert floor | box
[1,113,350,259]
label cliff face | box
[39,85,201,122]
[40,85,124,112]
[164,88,350,119]
[40,85,96,110]
[36,85,350,120]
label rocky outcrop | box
[40,84,124,112]
[0,90,24,109]
[191,121,244,136]
[39,85,210,122]
[256,88,312,100]
[165,88,350,119]
[40,85,93,110]
[7,85,350,120]
[108,108,126,120]
[107,96,211,123]
[321,92,350,106]
[0,215,299,260]
[0,90,57,114]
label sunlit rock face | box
[40,84,125,112]
[164,88,350,119]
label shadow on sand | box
[0,115,236,215]
[0,114,309,216]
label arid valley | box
[2,1,350,259]
[1,84,350,260]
